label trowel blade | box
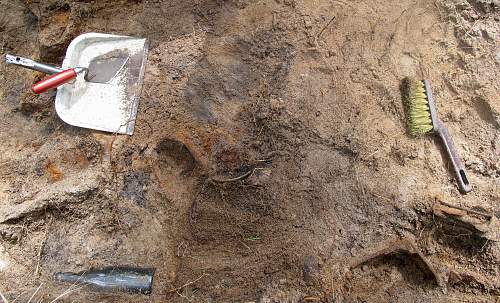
[85,53,128,83]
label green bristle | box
[402,77,433,135]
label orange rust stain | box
[171,123,241,171]
[92,133,114,162]
[173,131,208,169]
[52,11,70,27]
[73,152,90,168]
[61,150,90,169]
[45,162,63,182]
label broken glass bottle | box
[54,266,155,295]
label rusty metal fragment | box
[349,236,445,287]
[433,201,499,242]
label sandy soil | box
[0,0,499,302]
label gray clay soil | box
[0,0,499,302]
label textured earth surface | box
[0,0,499,302]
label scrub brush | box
[402,77,471,194]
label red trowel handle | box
[31,67,86,94]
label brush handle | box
[436,121,471,194]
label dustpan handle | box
[32,68,86,94]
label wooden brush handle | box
[436,120,472,194]
[31,69,78,94]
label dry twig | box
[438,200,492,218]
[35,218,52,276]
[210,169,254,183]
[26,284,42,303]
[168,273,209,294]
[10,290,26,303]
[48,285,85,303]
[0,289,9,303]
[316,16,336,43]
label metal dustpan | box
[56,33,148,135]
